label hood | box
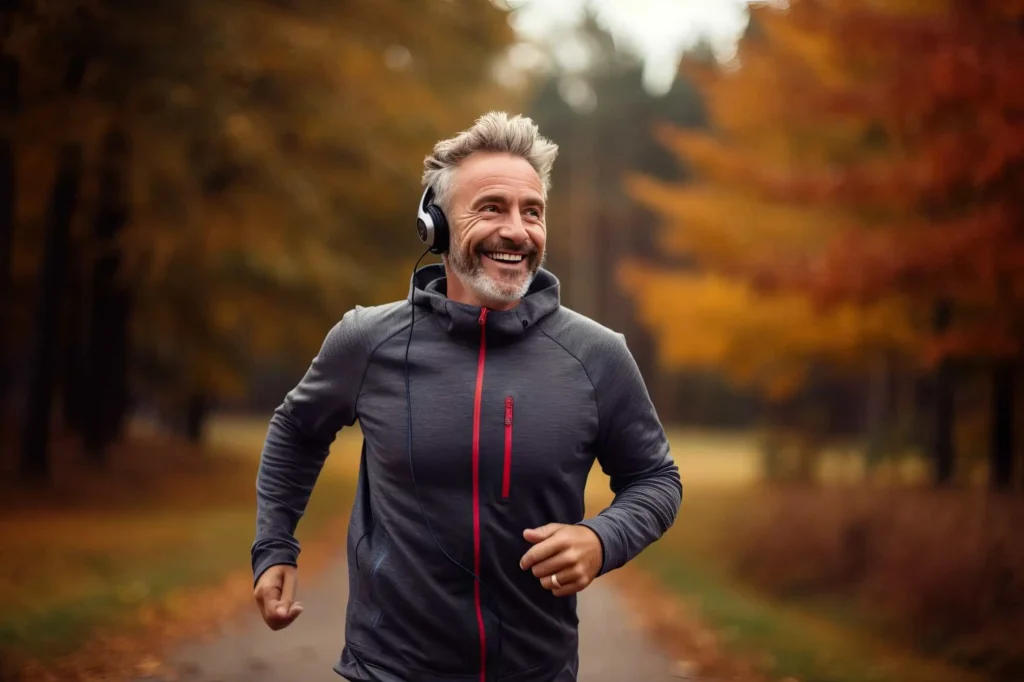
[409,263,561,344]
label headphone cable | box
[405,248,504,681]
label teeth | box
[488,252,524,263]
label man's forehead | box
[454,152,543,197]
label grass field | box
[0,415,363,676]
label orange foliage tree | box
[624,0,1023,488]
[620,2,920,405]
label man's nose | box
[497,211,529,244]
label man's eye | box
[482,205,499,212]
[526,208,541,218]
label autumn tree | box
[116,0,519,434]
[763,0,1024,491]
[621,9,920,475]
[736,0,1024,490]
[5,0,519,478]
[625,0,1023,489]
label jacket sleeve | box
[577,333,682,576]
[250,309,369,584]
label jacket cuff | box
[576,516,623,577]
[252,547,298,586]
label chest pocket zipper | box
[502,396,514,500]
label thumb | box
[523,523,563,543]
[277,568,299,616]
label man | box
[251,111,682,682]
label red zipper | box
[471,307,488,682]
[502,396,514,499]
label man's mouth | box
[483,251,526,265]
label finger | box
[279,569,298,615]
[551,574,591,597]
[256,571,284,615]
[277,600,305,628]
[529,548,577,579]
[520,534,569,571]
[256,569,295,627]
[262,590,285,625]
[540,564,583,590]
[264,569,303,629]
[263,595,304,630]
[280,570,303,623]
[544,569,590,597]
[523,523,563,544]
[265,604,303,630]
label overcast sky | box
[507,0,754,93]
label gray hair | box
[422,111,559,213]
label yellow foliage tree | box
[620,2,922,401]
[5,0,521,465]
[10,0,520,406]
[619,266,917,401]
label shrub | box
[726,486,1024,680]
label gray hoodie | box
[251,264,682,682]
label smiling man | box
[250,112,682,682]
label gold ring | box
[551,574,561,589]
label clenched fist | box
[519,523,603,597]
[254,564,304,630]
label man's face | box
[444,151,547,307]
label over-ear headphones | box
[416,186,450,254]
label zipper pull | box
[478,308,489,325]
[504,396,513,425]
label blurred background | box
[1,0,1022,681]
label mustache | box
[475,238,538,255]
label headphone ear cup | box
[427,205,449,254]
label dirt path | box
[142,552,683,682]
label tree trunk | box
[931,300,956,486]
[991,359,1014,491]
[864,353,890,472]
[62,255,88,434]
[0,50,18,444]
[185,391,208,444]
[19,52,87,482]
[82,126,132,462]
[932,360,956,486]
[20,144,82,481]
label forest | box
[2,0,520,477]
[1,1,1021,682]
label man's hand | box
[254,564,304,630]
[520,523,603,597]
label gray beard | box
[446,244,544,305]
